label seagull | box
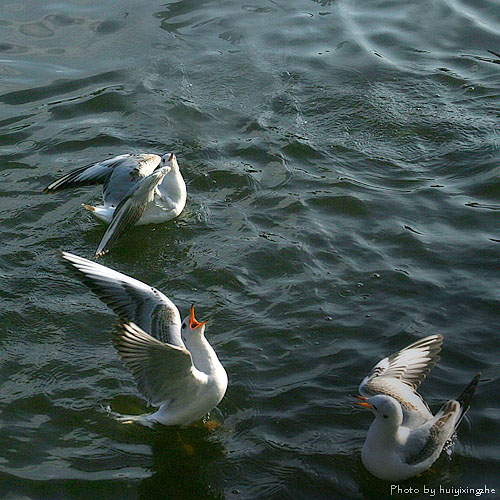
[62,251,227,427]
[356,335,480,481]
[45,153,186,257]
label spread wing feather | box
[360,335,443,394]
[62,251,183,347]
[112,321,203,406]
[44,154,132,192]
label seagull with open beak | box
[62,251,227,427]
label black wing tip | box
[94,248,109,258]
[94,234,113,257]
[424,333,444,346]
[112,320,150,349]
[114,319,136,330]
[111,321,126,349]
[456,372,481,410]
[411,334,444,355]
[114,319,143,333]
[390,333,443,359]
[404,333,443,348]
[113,320,126,336]
[112,319,133,339]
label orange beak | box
[355,395,372,409]
[168,153,174,161]
[189,304,207,329]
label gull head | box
[357,395,403,427]
[160,152,179,171]
[181,304,208,338]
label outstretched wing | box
[44,154,132,192]
[62,251,184,347]
[360,335,443,393]
[44,153,162,198]
[113,321,205,406]
[359,335,443,420]
[95,166,170,257]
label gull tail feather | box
[455,372,481,429]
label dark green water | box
[0,1,499,499]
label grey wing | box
[62,251,184,347]
[360,335,443,395]
[95,167,170,257]
[103,154,162,205]
[44,154,132,192]
[405,400,459,466]
[113,321,205,406]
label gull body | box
[45,153,186,256]
[62,252,227,426]
[357,335,480,481]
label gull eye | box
[383,415,388,419]
[181,323,186,330]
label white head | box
[160,152,179,171]
[357,394,403,427]
[181,304,207,341]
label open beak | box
[189,304,207,329]
[355,395,372,409]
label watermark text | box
[390,484,496,497]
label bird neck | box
[186,334,223,376]
[366,417,403,449]
[159,169,186,204]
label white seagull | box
[62,251,227,427]
[45,153,186,257]
[357,335,480,481]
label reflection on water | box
[138,426,226,500]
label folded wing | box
[404,371,480,468]
[95,167,170,257]
[405,400,460,467]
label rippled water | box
[1,0,499,499]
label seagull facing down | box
[45,153,186,257]
[62,251,227,427]
[357,335,480,481]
